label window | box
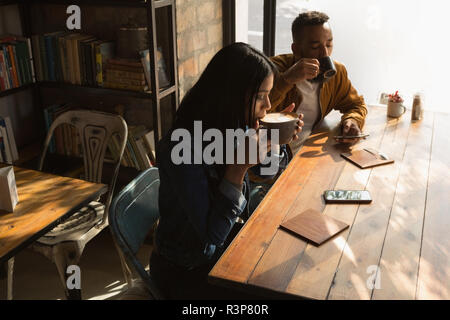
[230,0,450,112]
[235,0,264,52]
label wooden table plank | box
[328,111,411,300]
[284,107,387,299]
[372,112,433,300]
[416,112,450,299]
[0,166,107,262]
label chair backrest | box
[39,109,128,222]
[109,167,162,299]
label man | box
[270,11,367,154]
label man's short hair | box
[292,11,330,42]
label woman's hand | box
[224,128,273,185]
[281,103,304,142]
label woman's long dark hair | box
[174,42,276,134]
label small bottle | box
[411,93,423,121]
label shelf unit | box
[0,0,179,168]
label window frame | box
[223,0,276,57]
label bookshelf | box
[0,0,179,181]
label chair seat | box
[37,201,105,245]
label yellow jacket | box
[269,54,367,130]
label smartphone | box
[334,134,370,140]
[323,190,372,204]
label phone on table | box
[334,133,370,140]
[323,190,372,204]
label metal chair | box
[109,167,163,300]
[8,110,128,300]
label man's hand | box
[282,58,320,84]
[336,118,362,145]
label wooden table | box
[209,105,450,300]
[0,165,107,264]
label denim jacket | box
[154,130,290,269]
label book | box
[139,48,170,89]
[107,57,141,68]
[7,45,19,87]
[12,44,23,85]
[95,41,115,86]
[26,38,35,83]
[81,38,97,86]
[0,35,35,85]
[72,34,95,84]
[103,81,148,91]
[43,32,63,81]
[0,50,6,90]
[65,33,80,84]
[16,40,29,84]
[3,45,14,88]
[105,71,146,86]
[31,35,43,81]
[105,68,145,81]
[89,40,102,85]
[1,47,11,89]
[58,34,67,82]
[76,35,95,85]
[105,63,143,73]
[37,34,48,81]
[52,32,67,82]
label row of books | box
[0,116,19,164]
[2,32,171,94]
[31,32,114,86]
[43,104,156,170]
[0,35,35,92]
[103,48,170,92]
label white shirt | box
[289,80,321,154]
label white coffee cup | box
[387,101,406,118]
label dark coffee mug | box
[319,56,337,78]
[310,56,337,82]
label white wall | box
[275,0,450,113]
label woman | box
[150,43,303,299]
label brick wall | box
[176,0,223,99]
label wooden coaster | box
[279,209,349,246]
[341,148,394,169]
